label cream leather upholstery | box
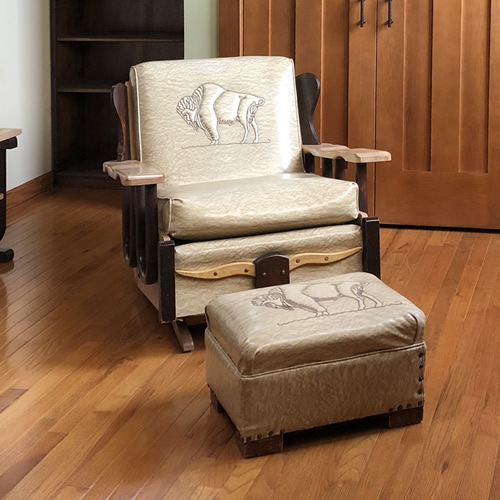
[175,224,362,318]
[129,57,304,193]
[206,334,425,441]
[159,173,358,240]
[122,57,376,329]
[205,272,426,442]
[206,272,425,375]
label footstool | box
[205,272,426,458]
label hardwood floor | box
[0,188,499,499]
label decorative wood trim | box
[6,172,54,211]
[289,248,362,270]
[254,253,290,288]
[177,261,256,280]
[175,248,362,280]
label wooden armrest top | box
[0,128,22,143]
[302,144,391,163]
[103,160,165,186]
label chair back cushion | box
[129,57,304,195]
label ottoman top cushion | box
[205,272,425,376]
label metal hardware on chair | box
[360,0,366,27]
[387,0,394,27]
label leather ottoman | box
[205,272,426,458]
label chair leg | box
[0,248,13,263]
[170,319,194,352]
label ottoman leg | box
[209,388,284,458]
[209,388,224,414]
[384,406,424,428]
[237,432,284,459]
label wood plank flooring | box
[0,188,499,499]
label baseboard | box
[6,171,54,210]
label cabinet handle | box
[387,0,394,27]
[360,0,366,27]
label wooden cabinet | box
[50,0,184,187]
[376,0,500,228]
[220,0,500,229]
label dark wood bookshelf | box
[57,32,184,43]
[57,83,113,94]
[50,0,184,187]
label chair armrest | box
[302,144,391,163]
[103,160,165,186]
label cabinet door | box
[219,0,379,212]
[375,0,500,228]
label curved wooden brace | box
[296,73,320,146]
[175,247,362,280]
[177,261,256,280]
[111,83,130,162]
[296,73,321,174]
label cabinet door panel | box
[487,0,500,219]
[347,0,377,150]
[295,0,323,135]
[242,0,270,55]
[242,0,295,57]
[296,0,350,146]
[376,0,500,228]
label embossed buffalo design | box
[176,83,265,145]
[252,281,384,317]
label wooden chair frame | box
[105,73,387,351]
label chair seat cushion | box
[205,272,426,376]
[159,173,358,240]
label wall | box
[0,0,52,191]
[185,0,219,59]
[0,0,217,191]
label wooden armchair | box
[104,57,390,351]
